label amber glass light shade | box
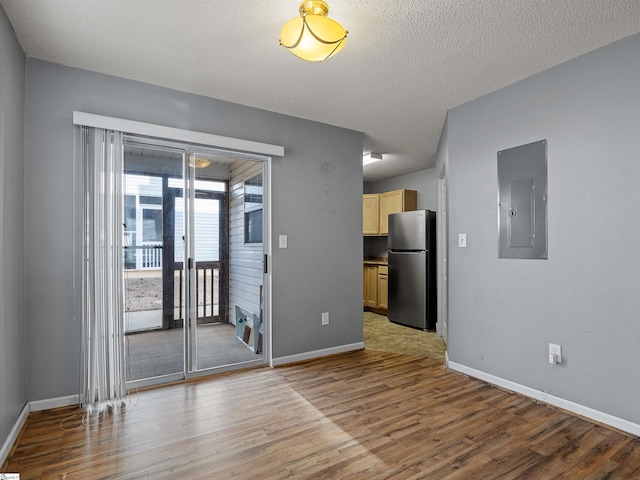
[280,1,348,62]
[189,157,212,169]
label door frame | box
[73,111,282,389]
[437,165,449,344]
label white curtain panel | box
[79,126,127,410]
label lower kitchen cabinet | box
[364,265,378,308]
[377,266,388,310]
[364,263,388,314]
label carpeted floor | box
[363,311,446,360]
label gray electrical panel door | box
[498,140,547,259]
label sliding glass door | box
[123,138,266,388]
[179,167,234,372]
[123,142,186,383]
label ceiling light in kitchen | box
[363,152,383,166]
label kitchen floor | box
[363,311,446,360]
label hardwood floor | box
[3,350,640,479]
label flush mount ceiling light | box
[189,157,212,169]
[363,152,383,166]
[280,0,348,62]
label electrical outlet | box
[549,343,562,364]
[322,312,329,326]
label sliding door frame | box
[73,112,281,389]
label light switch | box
[279,235,288,249]
[458,233,467,248]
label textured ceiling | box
[2,1,639,182]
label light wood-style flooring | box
[3,350,640,479]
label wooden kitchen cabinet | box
[363,265,378,308]
[377,266,388,310]
[363,194,380,235]
[363,263,388,313]
[379,189,418,235]
[363,189,417,236]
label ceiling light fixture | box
[189,157,212,169]
[280,0,348,62]
[363,152,383,166]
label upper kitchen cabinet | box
[364,190,418,235]
[363,189,417,235]
[363,194,380,235]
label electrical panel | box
[497,140,548,259]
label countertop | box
[363,257,388,266]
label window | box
[244,173,263,244]
[139,195,162,205]
[142,208,163,242]
[124,195,137,269]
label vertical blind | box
[79,126,127,409]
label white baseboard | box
[448,360,640,437]
[29,394,79,412]
[0,403,29,468]
[2,395,81,466]
[271,342,365,367]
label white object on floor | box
[126,309,162,332]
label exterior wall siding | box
[229,160,263,325]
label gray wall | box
[446,33,640,424]
[369,168,437,211]
[0,4,26,449]
[24,59,364,401]
[364,168,438,258]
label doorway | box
[122,136,268,388]
[437,169,449,344]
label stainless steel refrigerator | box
[388,210,437,330]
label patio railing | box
[142,244,162,269]
[173,261,220,325]
[124,243,163,270]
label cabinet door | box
[363,194,380,235]
[379,190,417,235]
[362,267,366,306]
[364,265,378,308]
[377,272,388,310]
[379,191,403,235]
